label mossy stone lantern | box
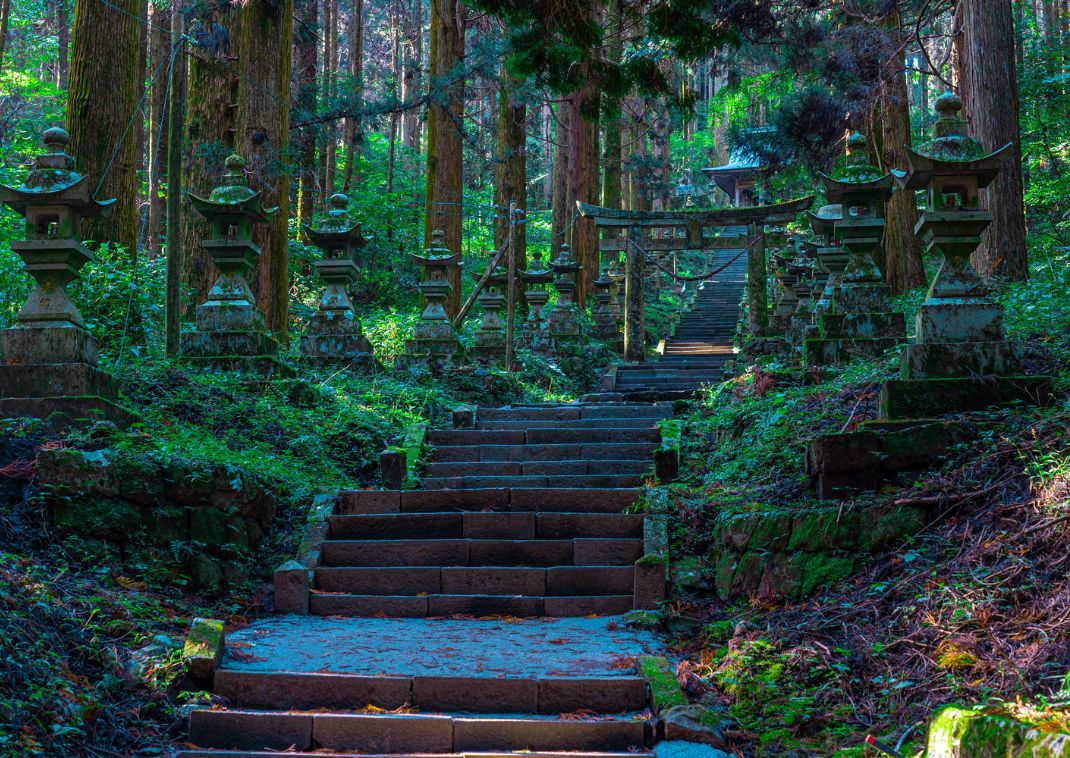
[879,92,1052,418]
[300,193,375,370]
[472,261,508,360]
[805,203,848,318]
[804,132,906,365]
[0,127,130,426]
[591,258,620,344]
[181,154,294,376]
[519,250,554,353]
[405,228,462,364]
[548,243,583,342]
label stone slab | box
[412,676,539,713]
[545,566,634,596]
[453,717,648,752]
[313,713,454,753]
[462,512,536,539]
[880,376,1054,419]
[217,616,659,679]
[188,709,312,751]
[313,567,442,595]
[538,678,649,714]
[573,539,644,566]
[440,567,546,596]
[320,539,470,567]
[214,670,412,710]
[336,490,401,515]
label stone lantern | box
[405,229,462,364]
[299,193,375,370]
[805,204,849,318]
[590,258,620,344]
[181,153,293,376]
[881,92,1051,417]
[471,261,508,360]
[608,255,626,327]
[804,132,906,365]
[548,243,583,343]
[519,250,554,353]
[0,127,130,426]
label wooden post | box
[747,222,767,337]
[624,223,644,362]
[504,201,517,370]
[164,5,186,356]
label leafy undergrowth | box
[665,252,1070,755]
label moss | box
[639,655,687,713]
[924,706,1070,757]
[785,551,857,598]
[701,620,735,645]
[623,609,663,630]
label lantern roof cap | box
[0,127,115,218]
[820,132,894,203]
[302,193,370,247]
[189,153,278,221]
[893,91,1011,190]
[411,228,461,265]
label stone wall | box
[37,447,278,594]
[707,503,928,600]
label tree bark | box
[341,0,363,190]
[601,0,623,210]
[65,0,140,253]
[495,69,526,271]
[165,2,186,355]
[551,102,571,252]
[876,7,926,293]
[182,0,238,318]
[424,0,465,316]
[955,0,1030,280]
[294,0,319,224]
[0,0,10,81]
[237,0,294,335]
[55,0,69,88]
[401,0,422,152]
[147,2,172,258]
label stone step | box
[613,382,713,392]
[423,474,643,490]
[425,460,649,479]
[313,565,636,596]
[335,488,641,515]
[428,429,661,445]
[320,538,644,567]
[428,443,659,463]
[187,709,651,754]
[474,418,659,430]
[179,752,652,758]
[179,752,651,758]
[213,669,649,714]
[308,592,635,617]
[327,512,644,540]
[475,405,671,421]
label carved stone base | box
[915,299,1004,344]
[300,332,377,371]
[900,340,1022,379]
[804,336,902,366]
[181,329,282,358]
[0,363,133,428]
[879,376,1054,420]
[1,325,97,364]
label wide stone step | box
[320,538,644,567]
[475,405,671,421]
[614,382,713,392]
[424,460,649,479]
[313,565,636,596]
[428,443,659,463]
[335,488,641,515]
[187,709,651,754]
[474,418,659,430]
[428,429,661,445]
[179,752,652,758]
[423,474,643,490]
[213,669,649,714]
[308,592,635,617]
[327,512,644,540]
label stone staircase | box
[608,249,746,398]
[179,402,672,758]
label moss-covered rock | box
[639,655,687,714]
[926,705,1070,757]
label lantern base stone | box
[299,333,377,371]
[1,325,98,364]
[879,376,1053,420]
[804,336,902,366]
[900,340,1022,380]
[915,299,1005,343]
[0,363,133,428]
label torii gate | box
[576,197,815,361]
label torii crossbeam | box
[577,197,815,361]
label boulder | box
[662,705,728,749]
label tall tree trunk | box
[955,0,1030,280]
[342,0,363,189]
[551,102,570,252]
[294,0,319,224]
[182,0,238,318]
[601,0,622,210]
[424,0,465,316]
[877,8,926,293]
[541,102,553,210]
[55,0,69,88]
[0,0,10,80]
[65,0,140,253]
[147,2,172,258]
[237,0,294,335]
[165,0,186,355]
[401,0,422,152]
[318,0,336,198]
[495,69,527,271]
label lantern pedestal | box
[0,128,133,428]
[404,231,463,368]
